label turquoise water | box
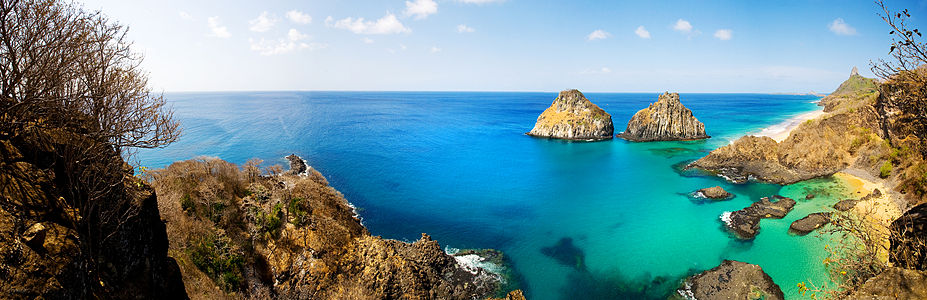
[138,92,852,299]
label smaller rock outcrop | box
[723,196,796,240]
[696,186,733,200]
[848,267,927,299]
[677,260,784,300]
[789,213,831,235]
[527,89,614,141]
[890,203,927,270]
[618,92,709,142]
[487,290,527,300]
[833,189,881,211]
[285,154,308,175]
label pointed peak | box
[851,66,859,76]
[558,89,585,99]
[658,92,680,103]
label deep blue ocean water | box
[138,91,854,299]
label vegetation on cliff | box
[527,89,614,141]
[618,92,709,142]
[148,157,510,299]
[0,0,184,297]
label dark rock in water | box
[618,92,709,142]
[834,189,882,211]
[696,186,733,200]
[806,194,815,200]
[487,290,527,300]
[890,203,927,270]
[677,260,783,300]
[527,89,614,141]
[285,154,308,175]
[541,237,586,270]
[848,267,927,299]
[789,212,831,235]
[725,196,797,240]
[833,199,859,211]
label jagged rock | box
[848,267,927,300]
[618,92,708,142]
[677,260,784,300]
[890,203,927,270]
[696,186,732,200]
[285,154,308,175]
[724,196,796,240]
[789,212,831,235]
[527,89,614,141]
[806,194,815,199]
[21,222,47,247]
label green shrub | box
[180,193,195,215]
[288,197,310,226]
[257,202,284,238]
[187,232,244,292]
[880,161,893,178]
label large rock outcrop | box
[0,129,186,298]
[687,70,886,185]
[723,196,796,240]
[527,89,614,141]
[848,267,927,299]
[789,212,831,235]
[151,156,512,299]
[618,92,709,142]
[676,260,784,300]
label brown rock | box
[487,289,526,300]
[890,203,927,271]
[697,186,733,200]
[22,222,47,246]
[789,213,831,235]
[848,267,927,299]
[618,92,708,142]
[677,260,783,300]
[527,89,614,141]
[724,196,796,239]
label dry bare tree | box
[0,0,180,296]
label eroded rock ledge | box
[677,260,784,300]
[618,92,708,142]
[527,89,614,141]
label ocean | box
[138,91,856,299]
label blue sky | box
[76,0,927,93]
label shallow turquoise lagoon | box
[139,91,853,299]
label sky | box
[75,0,927,93]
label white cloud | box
[249,12,277,32]
[829,18,857,35]
[400,44,408,50]
[673,19,692,33]
[405,0,438,19]
[207,16,231,38]
[714,29,732,40]
[363,37,374,44]
[587,29,610,41]
[635,25,651,39]
[457,24,475,33]
[327,13,411,35]
[431,46,441,53]
[286,10,312,24]
[581,67,612,74]
[249,28,326,55]
[457,0,504,3]
[179,11,193,21]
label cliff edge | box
[618,92,709,142]
[527,89,614,141]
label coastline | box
[833,171,901,263]
[755,109,827,142]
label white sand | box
[755,109,827,142]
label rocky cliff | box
[618,92,709,142]
[687,70,889,185]
[527,89,614,141]
[150,156,514,299]
[0,128,186,298]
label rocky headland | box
[149,155,517,299]
[618,92,709,142]
[723,196,796,240]
[687,69,890,185]
[676,260,784,300]
[527,89,614,141]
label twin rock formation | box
[528,89,708,142]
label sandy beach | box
[756,109,827,142]
[833,171,902,263]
